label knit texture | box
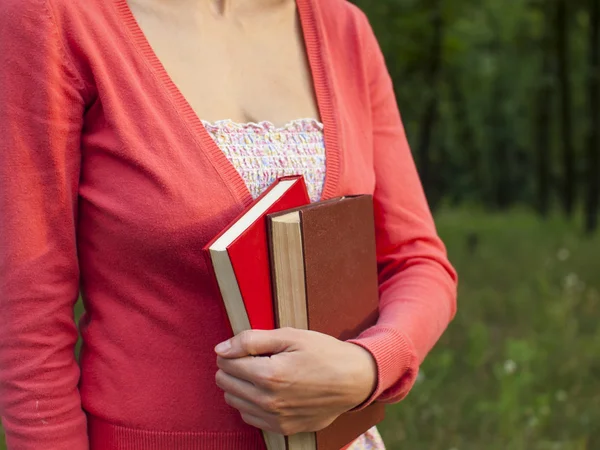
[0,0,458,448]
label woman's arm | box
[346,8,458,405]
[0,0,89,448]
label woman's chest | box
[79,106,373,258]
[77,0,376,250]
[126,0,319,125]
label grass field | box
[2,209,599,449]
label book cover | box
[204,175,311,332]
[268,195,385,450]
[204,176,311,450]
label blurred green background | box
[354,0,600,447]
[2,0,599,448]
[353,0,599,229]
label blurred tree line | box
[352,0,600,233]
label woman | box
[0,0,457,449]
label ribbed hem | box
[347,326,418,409]
[88,416,266,450]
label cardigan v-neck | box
[0,0,458,449]
[112,0,341,207]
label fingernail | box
[215,340,231,355]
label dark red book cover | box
[267,195,385,450]
[299,195,384,450]
[204,176,310,331]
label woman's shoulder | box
[0,0,106,38]
[0,0,92,19]
[0,0,105,96]
[313,0,378,51]
[0,0,49,22]
[0,0,64,45]
[316,0,370,28]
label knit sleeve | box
[346,9,458,406]
[0,0,89,448]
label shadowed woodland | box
[354,0,599,233]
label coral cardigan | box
[0,0,458,448]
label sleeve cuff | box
[2,414,89,450]
[346,325,419,409]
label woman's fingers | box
[217,354,287,390]
[215,367,291,415]
[238,412,278,433]
[238,410,305,436]
[215,369,263,401]
[216,368,290,414]
[224,392,273,418]
[224,392,303,436]
[215,328,297,359]
[218,371,335,436]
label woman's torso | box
[50,0,379,447]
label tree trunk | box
[586,0,600,233]
[448,69,481,204]
[536,4,554,217]
[556,0,576,217]
[416,0,444,206]
[490,76,512,210]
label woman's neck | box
[129,0,293,16]
[213,0,293,16]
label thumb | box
[215,328,294,358]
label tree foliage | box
[352,0,600,231]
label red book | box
[204,176,310,450]
[204,175,310,334]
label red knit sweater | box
[0,0,457,448]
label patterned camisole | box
[203,118,386,450]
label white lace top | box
[202,119,326,203]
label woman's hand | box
[214,327,377,435]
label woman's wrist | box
[344,342,378,409]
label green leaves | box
[351,0,598,227]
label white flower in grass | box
[557,248,570,261]
[555,390,567,402]
[564,273,580,290]
[503,359,517,375]
[527,416,539,428]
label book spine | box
[202,249,235,337]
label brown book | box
[268,195,385,450]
